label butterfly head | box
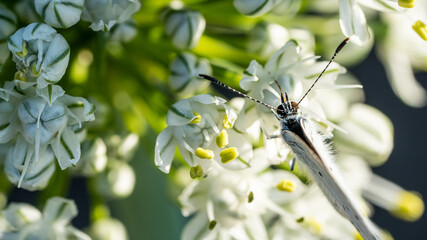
[276,100,299,119]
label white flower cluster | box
[0,0,140,191]
[156,37,424,239]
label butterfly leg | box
[289,157,296,171]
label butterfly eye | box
[276,104,286,118]
[291,101,299,110]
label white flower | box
[73,137,108,176]
[110,21,138,43]
[163,8,206,49]
[378,1,427,107]
[155,94,252,175]
[233,0,282,16]
[34,0,84,29]
[0,4,17,72]
[88,217,128,240]
[169,52,212,96]
[8,23,70,88]
[82,0,141,31]
[247,21,315,59]
[335,103,394,166]
[0,82,95,189]
[1,197,90,240]
[94,160,135,198]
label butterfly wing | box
[281,117,380,240]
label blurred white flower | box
[233,0,282,17]
[163,8,205,49]
[378,1,427,107]
[73,137,108,176]
[0,4,17,72]
[0,82,95,189]
[94,160,135,198]
[110,21,138,43]
[335,103,394,166]
[82,0,141,31]
[169,52,212,96]
[247,21,314,59]
[1,197,90,240]
[155,94,252,175]
[34,0,84,29]
[8,23,70,89]
[88,217,128,240]
[363,174,424,222]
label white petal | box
[339,0,370,46]
[2,203,41,228]
[181,213,210,240]
[265,40,300,71]
[42,197,77,225]
[154,127,176,173]
[52,127,81,170]
[36,84,66,106]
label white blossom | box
[163,8,205,49]
[82,0,141,31]
[1,197,90,240]
[34,0,85,29]
[8,23,70,88]
[169,52,212,96]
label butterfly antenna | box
[296,37,350,106]
[275,80,286,103]
[199,74,277,110]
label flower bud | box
[163,8,205,49]
[88,218,128,240]
[95,160,135,198]
[35,0,84,28]
[233,0,282,16]
[169,52,211,95]
[73,137,108,176]
[247,21,289,58]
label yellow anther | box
[354,232,363,240]
[16,43,27,58]
[276,179,296,192]
[208,220,217,230]
[391,191,424,221]
[248,191,254,203]
[296,217,304,223]
[306,218,323,234]
[412,20,427,41]
[220,147,239,164]
[189,112,201,124]
[398,0,416,8]
[195,147,214,159]
[190,165,203,179]
[222,114,232,129]
[216,129,229,148]
[32,63,41,77]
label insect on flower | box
[199,37,381,240]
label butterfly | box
[199,38,381,240]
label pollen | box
[412,20,427,41]
[391,191,424,221]
[398,0,416,8]
[16,43,27,58]
[190,165,204,179]
[216,129,229,148]
[248,191,254,203]
[222,114,232,129]
[306,218,323,234]
[195,147,214,159]
[276,179,296,192]
[189,112,202,124]
[220,147,239,163]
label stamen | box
[391,191,424,221]
[398,0,416,8]
[195,147,214,159]
[190,165,204,179]
[189,111,202,124]
[248,191,254,203]
[412,20,427,41]
[222,114,232,129]
[208,220,217,230]
[220,147,239,164]
[276,179,296,192]
[16,43,27,58]
[216,129,229,148]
